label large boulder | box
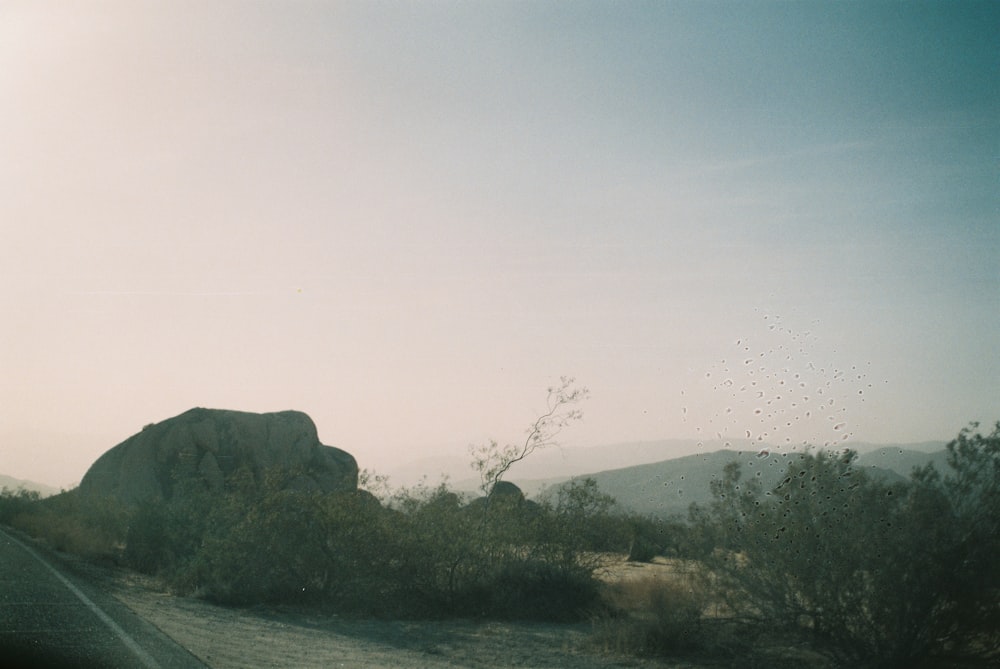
[79,408,358,504]
[466,480,542,517]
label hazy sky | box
[2,1,997,486]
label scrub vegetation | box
[2,413,997,667]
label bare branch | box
[469,377,589,497]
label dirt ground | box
[72,557,699,669]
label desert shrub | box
[677,504,718,560]
[147,466,394,609]
[399,480,605,619]
[474,559,599,621]
[191,488,380,605]
[623,515,681,562]
[5,489,128,560]
[694,422,1000,668]
[383,482,478,614]
[123,501,172,574]
[904,422,1000,663]
[0,487,41,524]
[535,478,671,560]
[122,468,223,578]
[625,534,660,563]
[548,477,628,551]
[162,471,606,619]
[124,495,208,575]
[406,377,606,619]
[591,575,724,657]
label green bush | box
[623,515,683,562]
[0,487,41,524]
[693,422,1000,667]
[475,559,599,621]
[3,488,128,561]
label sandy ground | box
[69,558,695,669]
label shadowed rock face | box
[79,408,358,504]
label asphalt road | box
[0,527,207,669]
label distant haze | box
[2,2,997,488]
[381,438,948,492]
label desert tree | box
[469,376,588,502]
[439,377,595,615]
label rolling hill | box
[514,446,951,520]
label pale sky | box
[2,1,997,487]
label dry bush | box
[692,423,1000,667]
[591,574,716,657]
[2,488,127,561]
[12,511,108,558]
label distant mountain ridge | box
[382,438,949,491]
[0,474,61,497]
[511,446,950,520]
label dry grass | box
[596,555,700,583]
[589,556,834,668]
[591,563,711,658]
[9,510,121,561]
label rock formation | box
[467,480,541,517]
[79,408,358,504]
